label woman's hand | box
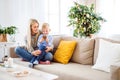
[45,46,52,52]
[32,50,41,56]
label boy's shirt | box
[37,34,53,48]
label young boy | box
[29,23,53,68]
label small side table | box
[0,42,15,62]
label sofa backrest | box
[71,38,95,65]
[52,35,95,65]
[52,35,62,54]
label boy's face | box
[42,28,49,36]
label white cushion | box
[92,39,120,72]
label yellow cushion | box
[54,40,77,64]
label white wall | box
[0,0,46,44]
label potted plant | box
[68,2,106,38]
[0,25,17,42]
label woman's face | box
[31,23,39,35]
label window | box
[44,0,77,35]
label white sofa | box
[10,35,120,80]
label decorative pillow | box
[92,39,120,72]
[53,40,77,64]
[93,37,120,64]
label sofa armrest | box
[110,62,120,80]
[9,46,19,58]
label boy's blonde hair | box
[42,23,50,31]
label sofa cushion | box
[53,40,77,64]
[71,38,95,65]
[35,63,110,80]
[14,58,110,80]
[92,39,120,72]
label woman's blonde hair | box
[26,19,40,51]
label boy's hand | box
[32,50,41,56]
[43,35,47,39]
[39,38,44,43]
[45,46,52,52]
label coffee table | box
[0,63,58,80]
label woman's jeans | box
[14,46,53,62]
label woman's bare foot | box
[39,60,51,64]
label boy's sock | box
[29,63,34,68]
[33,60,39,64]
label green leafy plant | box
[68,2,106,37]
[0,25,17,35]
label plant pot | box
[0,34,7,42]
[89,34,94,38]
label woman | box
[15,19,53,64]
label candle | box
[8,57,13,67]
